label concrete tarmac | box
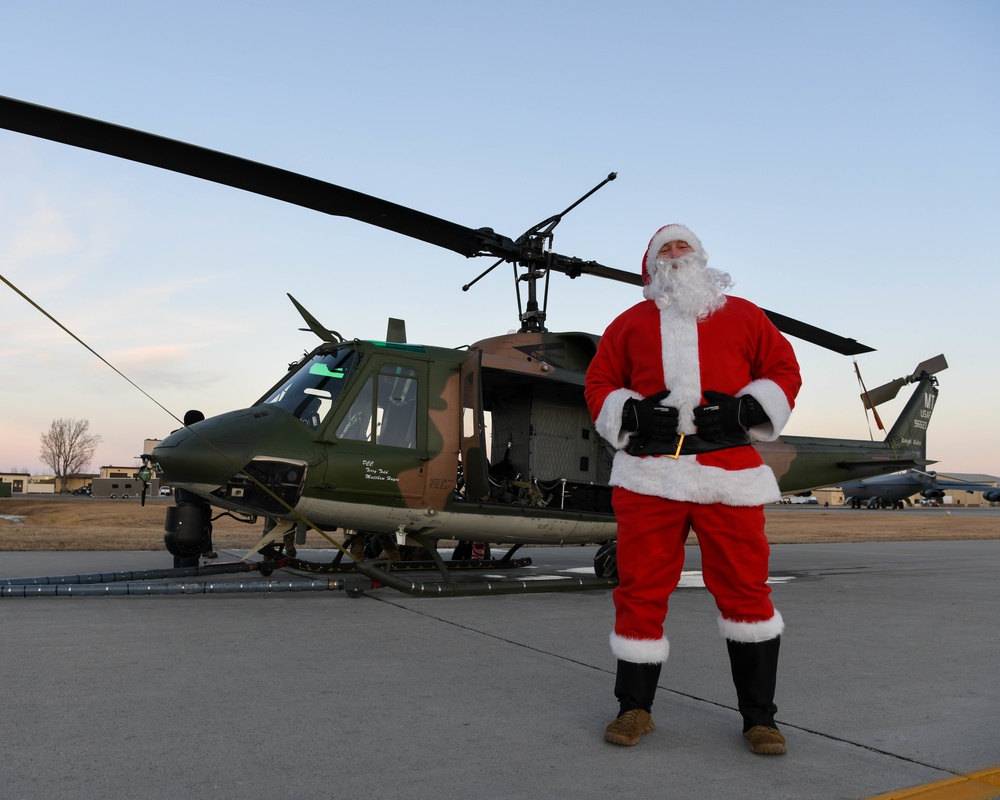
[0,537,998,800]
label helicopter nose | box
[152,407,285,487]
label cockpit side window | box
[335,376,375,441]
[262,349,360,430]
[335,364,419,449]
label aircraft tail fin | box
[882,370,941,464]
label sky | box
[1,0,998,479]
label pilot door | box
[330,358,427,502]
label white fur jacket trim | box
[610,452,782,506]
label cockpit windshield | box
[261,348,361,430]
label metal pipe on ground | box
[1,578,349,598]
[0,561,261,587]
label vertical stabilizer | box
[884,375,938,464]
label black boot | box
[726,637,786,754]
[605,660,662,746]
[614,659,662,715]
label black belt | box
[625,431,751,458]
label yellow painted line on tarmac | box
[867,766,1000,799]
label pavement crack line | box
[371,593,966,779]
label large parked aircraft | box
[840,470,1000,509]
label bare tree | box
[39,418,102,494]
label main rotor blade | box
[548,254,643,286]
[760,309,875,356]
[0,94,877,356]
[547,256,874,356]
[0,95,511,260]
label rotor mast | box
[512,173,618,333]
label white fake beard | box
[643,252,732,318]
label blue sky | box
[1,0,998,477]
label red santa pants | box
[611,487,775,645]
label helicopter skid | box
[258,546,532,575]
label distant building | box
[1,472,95,495]
[0,472,31,496]
[0,473,29,497]
[0,438,166,497]
[99,465,141,479]
[89,442,166,498]
[91,476,160,499]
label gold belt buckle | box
[668,433,685,459]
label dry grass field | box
[1,497,997,552]
[0,498,291,552]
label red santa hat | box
[641,223,705,285]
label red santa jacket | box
[585,295,801,506]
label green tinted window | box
[263,349,360,430]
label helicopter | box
[0,95,944,596]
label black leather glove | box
[623,390,679,440]
[693,391,769,441]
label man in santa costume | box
[585,224,801,754]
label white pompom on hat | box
[641,224,705,285]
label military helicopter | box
[0,95,942,596]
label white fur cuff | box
[595,387,642,449]
[717,610,784,643]
[738,378,791,441]
[610,631,670,664]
